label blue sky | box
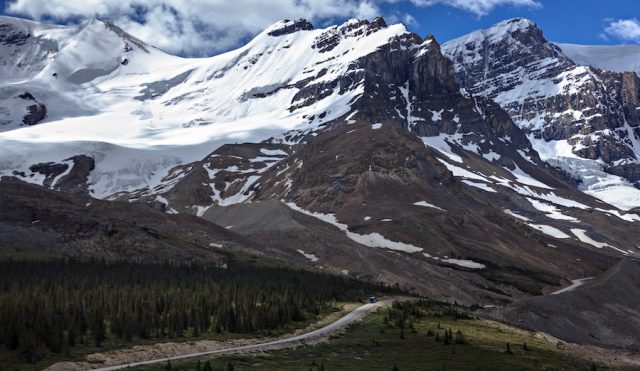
[1,0,638,56]
[380,0,639,45]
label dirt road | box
[92,300,391,370]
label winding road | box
[93,299,391,370]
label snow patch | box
[413,200,446,211]
[527,198,580,222]
[462,180,497,193]
[503,209,531,221]
[527,224,570,239]
[570,228,626,254]
[285,202,422,253]
[260,148,287,156]
[296,249,319,262]
[551,277,595,295]
[441,258,485,269]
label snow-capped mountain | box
[442,18,640,210]
[0,16,540,200]
[3,14,640,351]
[2,14,640,306]
[0,17,423,197]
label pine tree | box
[0,259,387,359]
[67,328,76,347]
[505,342,513,355]
[443,329,452,345]
[92,310,106,347]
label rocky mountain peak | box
[443,18,640,209]
[443,17,571,93]
[3,15,640,323]
[80,17,151,53]
[266,19,314,37]
[337,16,392,37]
[490,17,537,34]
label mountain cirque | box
[0,15,640,350]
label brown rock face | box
[28,155,94,195]
[22,102,47,125]
[0,178,254,264]
[487,259,640,351]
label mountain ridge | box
[1,14,640,312]
[442,17,640,210]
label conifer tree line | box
[0,258,392,362]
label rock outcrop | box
[443,18,640,186]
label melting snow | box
[551,277,595,295]
[594,208,640,222]
[482,150,501,162]
[527,224,570,239]
[570,228,626,254]
[260,148,287,156]
[296,249,319,262]
[503,209,531,221]
[49,160,74,187]
[413,201,446,211]
[441,258,485,269]
[430,109,443,121]
[285,202,422,253]
[462,180,497,193]
[506,164,553,189]
[437,159,490,182]
[422,135,463,163]
[527,198,580,222]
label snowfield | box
[555,43,640,75]
[0,17,411,198]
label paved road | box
[93,300,391,370]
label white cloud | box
[5,0,385,56]
[403,14,418,26]
[604,18,640,43]
[4,0,542,56]
[409,0,541,17]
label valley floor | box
[45,302,375,371]
[126,301,640,371]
